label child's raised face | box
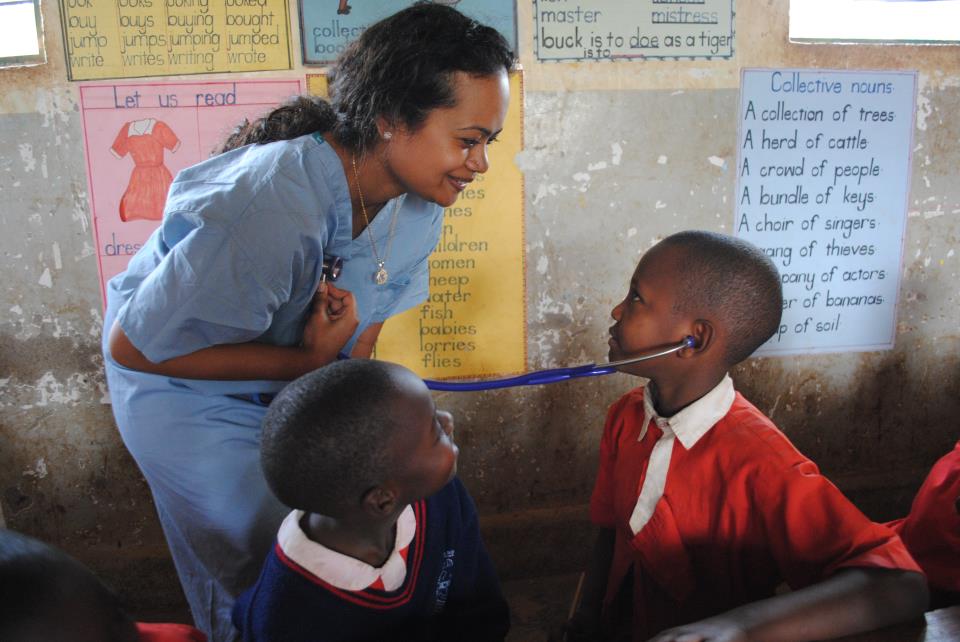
[389,372,459,503]
[609,242,691,377]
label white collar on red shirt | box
[640,373,735,450]
[629,374,735,534]
[277,505,416,592]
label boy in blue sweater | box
[232,359,510,641]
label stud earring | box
[383,131,393,140]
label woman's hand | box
[301,282,359,365]
[107,282,360,382]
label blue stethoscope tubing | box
[421,336,696,392]
[320,254,695,393]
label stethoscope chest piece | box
[321,255,343,283]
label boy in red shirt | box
[568,231,928,641]
[887,440,960,607]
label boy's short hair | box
[659,230,782,366]
[0,528,138,642]
[261,359,411,517]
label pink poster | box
[79,78,302,304]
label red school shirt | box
[887,440,960,593]
[136,622,207,641]
[590,380,922,641]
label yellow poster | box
[306,72,527,381]
[304,73,327,98]
[60,0,291,81]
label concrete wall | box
[1,0,958,612]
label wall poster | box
[79,79,302,301]
[60,0,291,80]
[300,0,517,65]
[533,0,734,62]
[791,0,960,44]
[736,69,916,356]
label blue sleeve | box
[116,211,306,363]
[230,551,306,642]
[437,479,510,641]
[231,560,267,642]
[231,584,253,640]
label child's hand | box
[647,615,749,642]
[302,282,359,365]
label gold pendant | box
[375,263,388,285]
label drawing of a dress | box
[110,118,180,222]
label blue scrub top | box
[100,133,443,639]
[104,132,443,396]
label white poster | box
[534,0,734,62]
[791,0,960,44]
[736,69,916,355]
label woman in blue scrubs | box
[101,5,513,640]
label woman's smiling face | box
[381,69,510,207]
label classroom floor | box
[503,572,582,642]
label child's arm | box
[648,567,928,642]
[109,282,358,380]
[565,527,615,641]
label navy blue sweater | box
[232,478,509,641]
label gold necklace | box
[351,155,401,285]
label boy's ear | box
[680,319,714,357]
[361,485,398,517]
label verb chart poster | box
[61,0,291,81]
[736,69,916,355]
[79,79,302,302]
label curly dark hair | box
[216,95,335,153]
[216,2,514,154]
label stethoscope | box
[321,255,344,283]
[422,336,696,391]
[321,254,695,392]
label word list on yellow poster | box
[305,72,527,381]
[61,0,291,81]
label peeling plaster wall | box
[1,0,958,611]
